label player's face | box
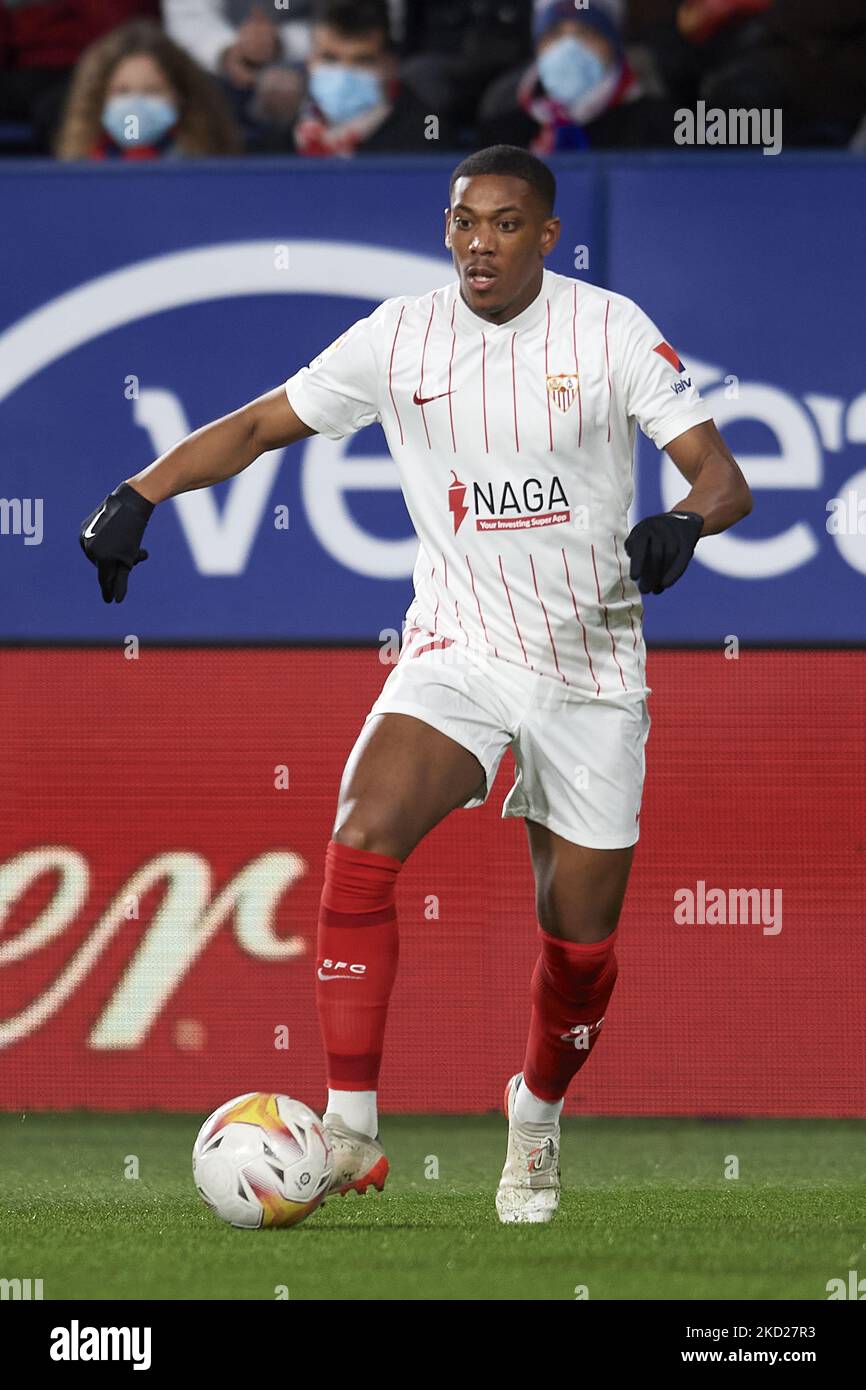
[445,175,560,325]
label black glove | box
[624,510,704,595]
[80,482,154,603]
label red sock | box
[522,925,619,1103]
[316,839,402,1091]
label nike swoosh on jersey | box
[317,968,362,981]
[412,389,455,406]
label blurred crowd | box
[0,0,863,160]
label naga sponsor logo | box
[447,469,572,534]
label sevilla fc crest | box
[546,372,578,413]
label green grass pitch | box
[1,1114,863,1301]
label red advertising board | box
[1,647,864,1115]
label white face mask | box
[102,93,178,147]
[309,65,383,124]
[537,35,609,108]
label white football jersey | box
[284,268,712,697]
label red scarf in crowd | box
[518,58,640,153]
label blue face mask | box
[309,65,383,124]
[537,35,608,108]
[102,93,178,148]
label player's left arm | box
[616,297,754,594]
[625,421,752,595]
[665,419,752,535]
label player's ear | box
[444,207,452,250]
[541,215,561,256]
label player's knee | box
[536,891,620,943]
[331,811,405,860]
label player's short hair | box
[449,146,557,215]
[313,0,392,43]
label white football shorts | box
[362,624,651,849]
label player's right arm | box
[80,303,386,603]
[127,387,316,505]
[78,388,316,603]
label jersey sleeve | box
[614,297,713,451]
[283,302,388,440]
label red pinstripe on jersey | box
[465,554,499,658]
[442,551,469,645]
[613,540,648,688]
[591,543,626,691]
[561,547,601,696]
[529,551,565,683]
[412,635,455,658]
[417,292,437,450]
[498,554,531,668]
[544,300,553,451]
[511,331,520,452]
[430,565,440,632]
[603,299,612,444]
[404,622,447,661]
[387,305,405,445]
[572,284,583,448]
[480,334,489,453]
[447,302,457,452]
[613,534,638,651]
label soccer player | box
[80,145,752,1223]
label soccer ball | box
[192,1092,332,1229]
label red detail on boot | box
[522,925,619,1103]
[333,1153,390,1198]
[316,840,402,1091]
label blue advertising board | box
[610,158,866,645]
[1,154,863,642]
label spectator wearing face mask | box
[54,19,242,159]
[479,0,680,151]
[0,0,160,155]
[288,0,448,157]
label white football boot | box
[495,1073,561,1224]
[322,1112,389,1198]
